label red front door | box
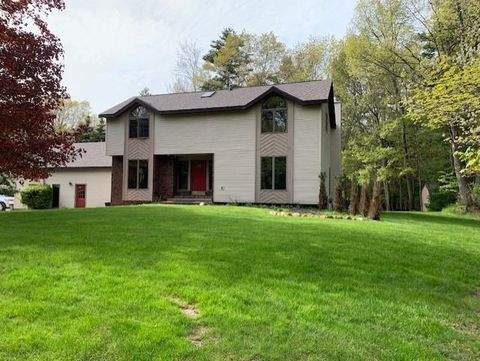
[191,160,206,192]
[75,184,86,208]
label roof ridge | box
[139,79,330,98]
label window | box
[261,95,287,133]
[129,106,149,138]
[261,156,286,190]
[128,159,149,189]
[178,160,189,190]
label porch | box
[153,154,213,202]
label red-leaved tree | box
[0,0,79,180]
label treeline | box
[171,0,480,212]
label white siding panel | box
[106,116,125,156]
[293,105,321,204]
[155,109,257,203]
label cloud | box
[46,0,355,113]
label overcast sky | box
[47,0,357,114]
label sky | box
[47,0,357,114]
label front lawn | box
[0,205,479,360]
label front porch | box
[153,154,213,202]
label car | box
[0,195,15,211]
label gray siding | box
[106,115,125,156]
[293,104,322,204]
[154,109,257,203]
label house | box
[14,142,112,209]
[99,80,341,205]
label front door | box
[190,160,206,195]
[75,184,86,208]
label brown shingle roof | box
[99,79,334,118]
[63,142,111,168]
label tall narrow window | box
[129,106,149,138]
[274,157,286,190]
[261,156,286,190]
[261,95,287,133]
[178,160,189,190]
[261,157,273,190]
[128,159,149,189]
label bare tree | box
[169,41,205,92]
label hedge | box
[20,184,52,209]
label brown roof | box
[63,142,111,168]
[99,79,334,118]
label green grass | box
[0,205,479,360]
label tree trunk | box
[348,182,359,215]
[450,126,473,208]
[401,119,413,210]
[359,185,370,217]
[368,181,382,220]
[383,180,391,211]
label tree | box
[55,99,91,131]
[406,0,480,208]
[368,180,383,220]
[170,41,205,92]
[348,182,360,215]
[333,177,345,212]
[139,87,151,96]
[0,0,79,180]
[245,32,287,86]
[202,28,251,90]
[280,37,336,82]
[76,116,106,143]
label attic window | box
[129,106,149,138]
[201,91,216,98]
[261,95,287,133]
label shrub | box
[20,184,52,209]
[427,190,457,211]
[441,203,467,215]
[318,172,327,210]
[332,178,344,212]
[472,185,480,208]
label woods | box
[169,0,479,214]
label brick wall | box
[111,156,123,205]
[153,155,175,200]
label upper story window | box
[129,106,149,138]
[261,95,287,133]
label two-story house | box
[99,79,341,205]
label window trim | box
[261,156,287,191]
[128,159,149,190]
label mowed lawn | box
[0,206,479,360]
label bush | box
[427,190,457,211]
[472,185,480,208]
[20,184,52,209]
[441,203,467,215]
[318,172,327,210]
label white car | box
[0,195,15,211]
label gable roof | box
[62,142,111,168]
[99,80,336,127]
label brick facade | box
[153,155,175,201]
[111,156,123,205]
